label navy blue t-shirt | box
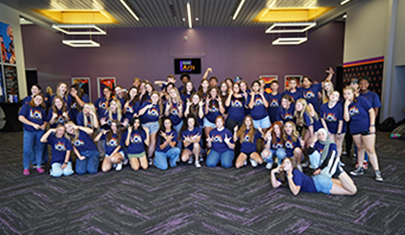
[267,93,282,123]
[72,130,98,153]
[205,100,222,123]
[139,102,160,124]
[282,90,303,103]
[126,129,147,154]
[181,127,202,150]
[47,107,70,128]
[240,129,261,154]
[227,96,246,122]
[76,111,92,128]
[284,135,301,157]
[47,133,73,164]
[320,103,344,134]
[165,101,183,125]
[276,105,295,123]
[19,103,46,132]
[300,83,322,113]
[156,130,178,153]
[271,136,284,150]
[290,169,317,193]
[359,91,381,108]
[100,133,125,156]
[209,128,234,153]
[94,97,111,118]
[67,94,90,122]
[247,94,268,120]
[124,101,140,121]
[348,96,372,134]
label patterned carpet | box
[0,131,404,235]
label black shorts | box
[352,131,373,136]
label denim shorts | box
[313,174,333,194]
[203,117,216,128]
[142,121,160,134]
[252,116,271,129]
[105,150,125,158]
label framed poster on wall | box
[97,77,116,97]
[4,65,18,102]
[0,21,16,64]
[72,77,91,99]
[0,67,5,102]
[284,75,302,89]
[259,75,278,93]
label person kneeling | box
[154,117,181,170]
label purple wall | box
[22,22,344,101]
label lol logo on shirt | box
[283,113,294,120]
[148,107,159,117]
[349,106,359,116]
[74,139,85,147]
[126,106,133,113]
[303,91,315,99]
[131,134,143,143]
[272,141,283,149]
[107,138,118,147]
[71,103,77,109]
[269,99,279,107]
[55,142,67,151]
[170,107,180,116]
[212,135,223,143]
[325,113,337,122]
[243,134,250,143]
[58,115,65,123]
[254,97,264,106]
[99,101,108,109]
[231,100,243,108]
[209,106,219,113]
[285,140,294,149]
[29,109,43,120]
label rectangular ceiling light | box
[62,40,100,47]
[340,0,352,5]
[52,24,106,35]
[265,22,316,33]
[232,0,246,20]
[187,2,192,28]
[119,0,140,21]
[272,37,308,45]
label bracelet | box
[63,162,68,165]
[287,175,293,180]
[370,125,375,127]
[337,133,341,135]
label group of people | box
[18,67,383,196]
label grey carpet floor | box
[0,131,404,235]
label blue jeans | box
[75,150,100,175]
[50,162,74,177]
[173,120,183,149]
[309,151,336,178]
[206,150,234,168]
[154,148,181,170]
[23,130,45,169]
[262,148,287,165]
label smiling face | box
[244,116,252,129]
[192,94,200,104]
[270,82,279,92]
[281,98,290,109]
[115,87,122,97]
[330,91,340,102]
[202,80,209,89]
[186,82,193,93]
[169,88,178,99]
[295,101,303,112]
[65,123,74,134]
[252,82,260,92]
[187,117,195,128]
[288,80,297,89]
[134,119,140,129]
[111,122,118,133]
[54,97,63,110]
[215,117,224,128]
[55,126,65,138]
[146,84,153,93]
[58,83,67,95]
[83,104,90,114]
[210,88,217,98]
[343,88,354,101]
[31,85,40,96]
[318,130,327,142]
[240,82,247,92]
[151,93,160,104]
[220,83,228,93]
[273,124,281,136]
[110,100,117,112]
[324,82,332,92]
[103,88,111,98]
[359,79,369,91]
[282,158,293,171]
[129,88,137,99]
[164,118,172,131]
[302,77,311,88]
[33,95,43,107]
[232,83,240,93]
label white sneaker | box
[250,159,258,168]
[122,158,129,165]
[265,163,272,170]
[115,162,123,171]
[195,161,201,168]
[243,160,247,166]
[188,156,194,164]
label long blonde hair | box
[322,81,334,104]
[107,99,122,122]
[283,121,300,142]
[83,103,97,129]
[65,121,80,142]
[294,98,317,127]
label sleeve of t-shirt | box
[304,112,313,126]
[292,169,303,186]
[314,83,322,93]
[255,130,262,140]
[66,139,73,151]
[337,105,344,121]
[76,112,84,126]
[19,103,28,117]
[94,98,100,108]
[47,108,53,122]
[82,94,90,103]
[120,133,126,146]
[276,107,283,121]
[372,92,381,108]
[141,129,147,142]
[296,136,302,149]
[47,133,55,145]
[360,97,372,112]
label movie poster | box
[72,77,91,97]
[4,65,18,102]
[97,77,116,97]
[259,75,278,93]
[284,75,302,89]
[0,22,16,64]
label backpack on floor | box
[390,124,405,140]
[379,117,396,132]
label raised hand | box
[224,134,231,144]
[159,131,167,139]
[234,125,238,134]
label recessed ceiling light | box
[272,37,308,45]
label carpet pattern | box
[0,131,405,234]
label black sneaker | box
[350,167,364,176]
[375,170,383,182]
[148,157,153,166]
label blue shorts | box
[313,174,333,194]
[252,116,271,129]
[203,117,216,128]
[142,121,160,135]
[105,150,125,158]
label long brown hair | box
[277,157,298,185]
[237,115,255,143]
[271,121,284,146]
[52,95,68,114]
[294,98,317,127]
[29,93,46,109]
[283,121,300,142]
[107,120,121,144]
[198,78,209,98]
